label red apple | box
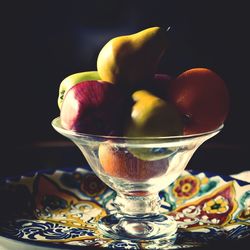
[99,142,168,182]
[154,73,172,88]
[168,68,229,134]
[60,80,128,135]
[146,73,172,99]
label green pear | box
[57,71,101,109]
[125,90,183,160]
[97,27,167,90]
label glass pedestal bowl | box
[52,117,222,242]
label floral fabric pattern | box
[172,175,200,199]
[203,196,229,214]
[0,166,249,249]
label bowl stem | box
[98,192,177,241]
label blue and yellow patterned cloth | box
[0,166,249,249]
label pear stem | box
[166,26,171,32]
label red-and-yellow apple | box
[60,80,127,135]
[168,68,229,134]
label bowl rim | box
[51,117,223,141]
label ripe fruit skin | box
[99,143,168,182]
[168,68,229,134]
[125,90,183,137]
[123,89,183,160]
[60,80,127,135]
[97,27,167,91]
[58,71,101,109]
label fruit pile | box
[58,27,229,137]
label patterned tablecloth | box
[0,166,249,249]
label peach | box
[98,143,168,182]
[168,68,229,134]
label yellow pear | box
[126,90,183,137]
[125,90,183,160]
[97,27,167,90]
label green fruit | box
[97,27,167,90]
[125,90,183,160]
[57,71,101,109]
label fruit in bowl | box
[98,142,168,182]
[58,71,100,109]
[97,27,167,91]
[53,26,230,241]
[149,73,173,99]
[57,27,229,181]
[124,90,183,160]
[125,90,183,138]
[168,68,230,134]
[60,80,129,135]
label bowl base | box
[98,213,177,243]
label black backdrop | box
[1,0,249,177]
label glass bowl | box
[52,117,222,241]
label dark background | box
[1,0,249,178]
